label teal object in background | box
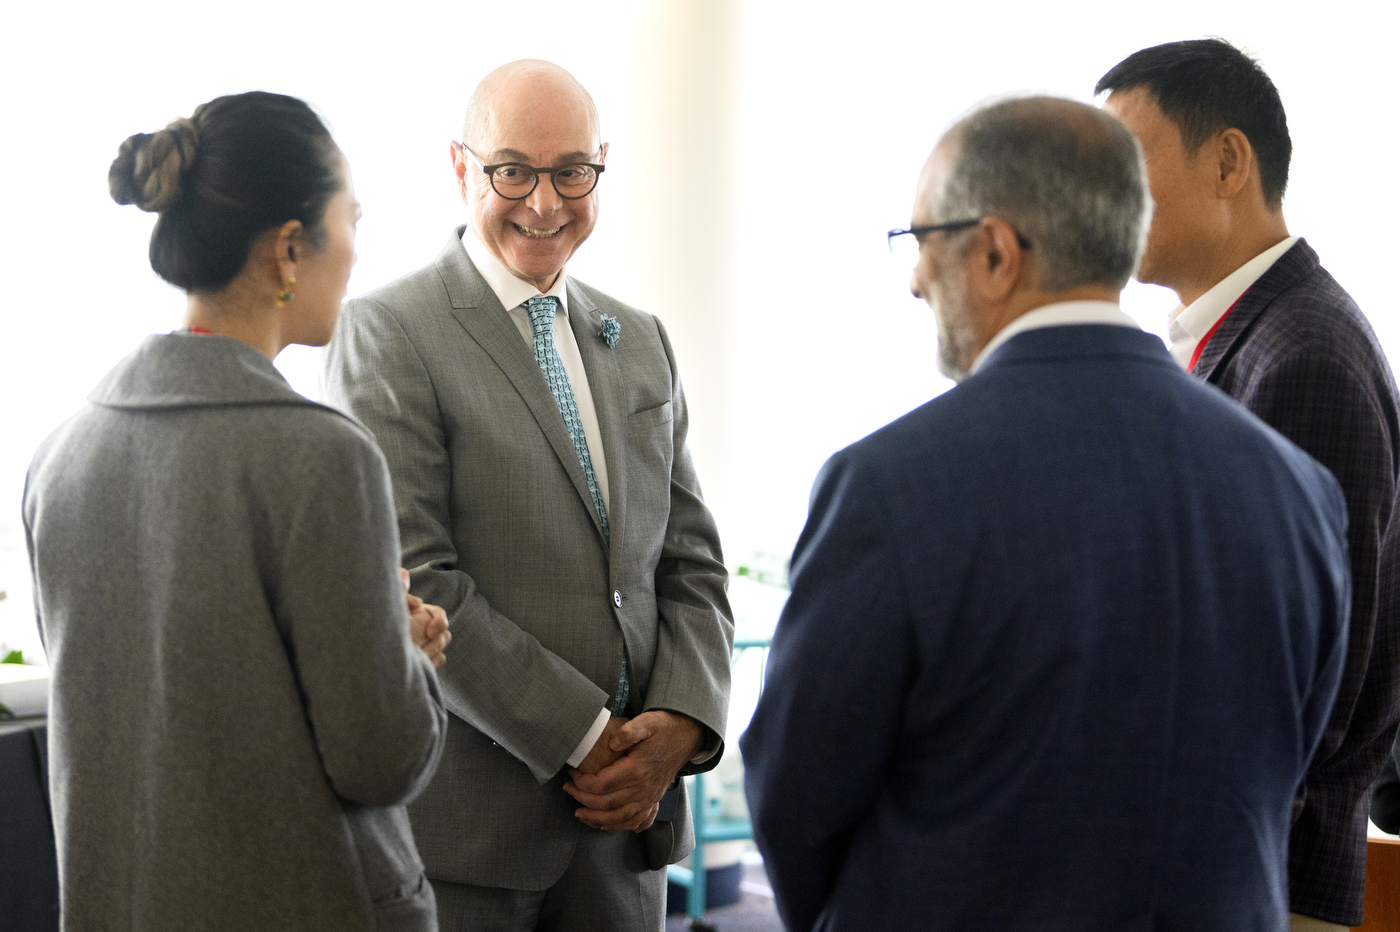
[666,635,772,922]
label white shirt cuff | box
[566,707,613,769]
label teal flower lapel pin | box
[599,315,621,349]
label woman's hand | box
[400,568,451,667]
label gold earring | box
[275,277,297,307]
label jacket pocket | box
[628,401,673,434]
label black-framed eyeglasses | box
[457,142,605,200]
[887,219,1032,252]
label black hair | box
[1096,39,1291,210]
[109,91,342,291]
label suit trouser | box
[431,824,666,932]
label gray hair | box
[934,96,1153,292]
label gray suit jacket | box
[24,334,448,931]
[323,229,733,889]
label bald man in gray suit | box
[323,60,733,931]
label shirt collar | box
[1168,235,1298,348]
[461,226,570,316]
[970,300,1140,374]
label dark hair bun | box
[109,118,201,213]
[110,92,340,292]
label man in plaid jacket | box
[1099,39,1400,930]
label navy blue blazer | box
[742,324,1350,932]
[1196,240,1400,925]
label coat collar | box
[975,322,1178,375]
[88,333,316,411]
[434,226,603,321]
[1193,238,1320,381]
[435,227,620,555]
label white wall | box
[3,0,1397,658]
[724,0,1400,561]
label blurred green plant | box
[0,649,25,717]
[733,551,791,589]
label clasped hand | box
[400,569,450,667]
[564,710,702,834]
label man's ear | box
[968,218,1028,303]
[451,143,471,204]
[1215,128,1254,200]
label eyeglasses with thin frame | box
[887,219,1033,253]
[456,142,606,200]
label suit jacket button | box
[613,590,623,608]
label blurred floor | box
[665,860,781,932]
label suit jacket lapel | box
[1195,239,1320,382]
[435,231,606,544]
[568,281,627,568]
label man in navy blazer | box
[1100,41,1400,930]
[740,96,1351,932]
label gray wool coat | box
[23,333,448,932]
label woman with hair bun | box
[24,91,450,931]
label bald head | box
[462,60,601,153]
[451,59,606,292]
[924,95,1152,292]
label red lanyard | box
[1187,297,1241,372]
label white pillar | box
[619,0,745,556]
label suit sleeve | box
[1245,347,1398,775]
[642,317,734,771]
[1370,741,1400,832]
[275,426,449,807]
[740,450,913,932]
[323,297,611,784]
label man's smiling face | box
[455,65,604,292]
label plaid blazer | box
[1195,238,1400,925]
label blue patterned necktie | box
[524,296,629,713]
[526,296,610,542]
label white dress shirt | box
[461,228,611,513]
[1167,236,1298,370]
[460,228,613,767]
[970,300,1142,374]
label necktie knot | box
[525,296,558,336]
